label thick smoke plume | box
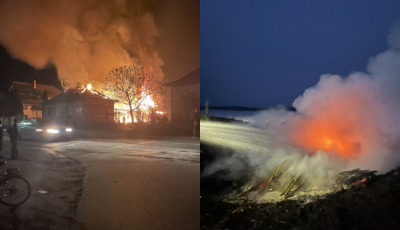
[0,0,163,89]
[201,20,400,187]
[289,19,400,172]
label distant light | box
[66,128,72,132]
[36,129,43,132]
[47,129,59,134]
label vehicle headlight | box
[47,129,59,134]
[36,129,43,132]
[66,128,72,132]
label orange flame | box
[140,88,155,109]
[289,117,362,158]
[288,77,383,159]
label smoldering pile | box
[201,156,400,230]
[201,140,377,206]
[229,159,378,204]
[201,139,400,230]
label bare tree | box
[102,65,167,122]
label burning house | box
[113,91,163,124]
[164,68,200,122]
[42,84,117,124]
[8,80,61,119]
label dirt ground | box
[0,142,86,230]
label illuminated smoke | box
[289,19,400,172]
[0,0,163,89]
[201,19,400,185]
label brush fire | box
[200,19,400,230]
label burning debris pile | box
[230,160,379,204]
[201,142,400,230]
[201,142,378,204]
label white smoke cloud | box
[201,19,400,187]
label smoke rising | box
[0,0,163,89]
[201,20,400,188]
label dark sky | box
[201,0,400,108]
[0,0,199,92]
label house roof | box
[164,68,200,87]
[42,87,117,105]
[8,81,61,105]
[36,84,61,100]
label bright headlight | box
[66,128,72,132]
[47,129,59,134]
[36,129,43,132]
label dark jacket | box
[0,125,3,140]
[9,124,19,142]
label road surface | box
[0,136,200,230]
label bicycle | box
[0,161,31,206]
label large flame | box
[140,90,155,109]
[288,75,384,159]
[85,84,161,124]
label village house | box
[41,86,117,125]
[164,68,200,122]
[8,80,61,119]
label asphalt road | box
[0,136,200,230]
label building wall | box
[43,100,114,124]
[43,102,86,124]
[171,83,200,121]
[86,101,114,123]
[23,105,42,119]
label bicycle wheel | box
[0,175,31,206]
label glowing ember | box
[358,177,367,183]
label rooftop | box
[164,68,200,87]
[9,81,61,105]
[43,87,117,105]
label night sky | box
[201,0,400,108]
[0,0,199,92]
